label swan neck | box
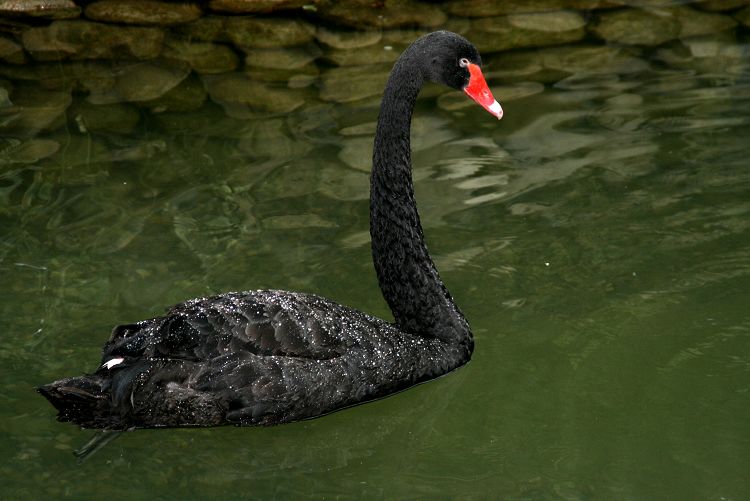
[370,59,472,349]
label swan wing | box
[100,290,372,364]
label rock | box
[507,10,586,32]
[0,60,192,104]
[381,28,433,45]
[245,64,319,84]
[173,15,229,42]
[472,11,586,53]
[209,0,310,13]
[0,0,80,19]
[319,64,390,103]
[0,60,119,93]
[162,36,239,74]
[696,0,750,12]
[68,63,118,94]
[69,101,141,134]
[316,27,382,49]
[87,61,190,104]
[176,15,318,49]
[288,73,317,89]
[84,1,202,26]
[0,86,71,137]
[736,6,750,27]
[244,46,319,70]
[671,6,737,37]
[0,35,25,64]
[324,44,398,66]
[315,0,446,29]
[225,17,314,48]
[0,138,59,164]
[61,63,108,93]
[446,0,615,17]
[22,20,164,61]
[203,73,305,114]
[141,73,207,113]
[589,9,681,46]
[610,0,681,6]
[70,68,112,94]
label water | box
[2,29,750,501]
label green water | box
[2,34,750,500]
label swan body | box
[39,31,502,430]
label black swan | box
[39,31,503,430]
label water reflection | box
[2,9,750,500]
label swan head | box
[417,31,503,120]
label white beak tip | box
[489,100,503,119]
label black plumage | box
[39,31,491,430]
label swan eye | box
[459,58,469,68]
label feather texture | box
[38,31,487,430]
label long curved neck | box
[370,56,473,351]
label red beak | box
[463,62,503,119]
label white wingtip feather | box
[102,357,124,370]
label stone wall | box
[1,0,749,160]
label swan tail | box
[37,375,115,428]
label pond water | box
[2,14,750,501]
